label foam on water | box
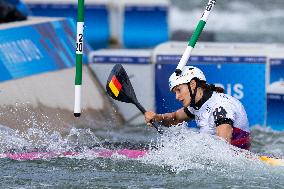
[252,125,284,156]
[1,121,284,189]
[142,125,249,172]
[1,121,284,175]
[0,125,30,152]
[141,124,284,176]
[0,125,101,154]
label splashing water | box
[0,125,30,153]
[0,125,102,154]
[1,122,284,188]
[142,125,260,173]
[251,125,284,156]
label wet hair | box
[198,80,225,93]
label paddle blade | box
[106,64,164,134]
[106,64,138,104]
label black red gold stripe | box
[108,76,122,97]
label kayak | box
[259,156,284,167]
[0,148,147,161]
[1,148,284,167]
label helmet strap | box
[188,78,200,109]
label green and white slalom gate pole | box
[175,0,217,75]
[74,0,84,117]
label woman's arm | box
[216,124,233,143]
[144,107,192,127]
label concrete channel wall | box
[0,17,123,135]
[0,66,122,135]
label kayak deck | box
[259,156,284,166]
[0,148,147,161]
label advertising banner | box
[0,18,89,82]
[26,2,110,49]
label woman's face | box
[173,84,191,107]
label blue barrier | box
[89,49,152,65]
[123,5,169,48]
[91,55,150,64]
[266,58,284,130]
[269,59,284,83]
[155,55,266,126]
[0,18,90,82]
[267,93,284,130]
[26,3,110,50]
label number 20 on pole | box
[74,0,84,117]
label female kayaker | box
[144,66,251,150]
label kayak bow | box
[259,156,284,166]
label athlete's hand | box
[144,111,157,127]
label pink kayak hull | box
[0,149,148,161]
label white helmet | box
[169,66,206,91]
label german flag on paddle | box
[108,75,122,97]
[106,64,164,134]
[106,64,137,104]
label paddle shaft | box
[175,0,216,75]
[74,0,85,117]
[134,101,164,134]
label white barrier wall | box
[0,67,122,133]
[0,17,122,134]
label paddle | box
[106,64,164,134]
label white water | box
[142,125,262,173]
[1,122,284,189]
[1,121,284,173]
[0,125,101,153]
